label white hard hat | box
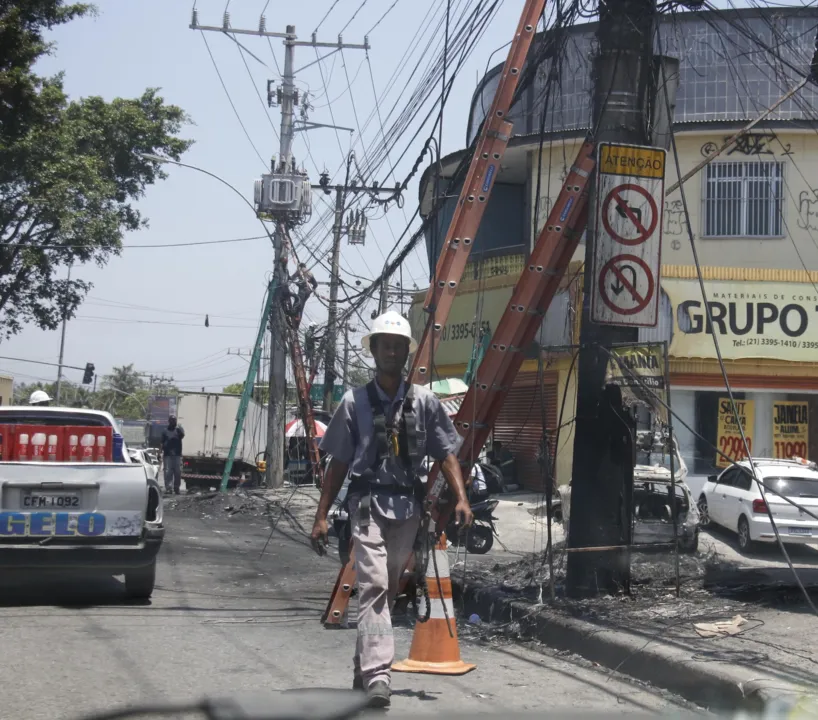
[29,390,52,405]
[362,310,418,354]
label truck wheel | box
[125,561,156,600]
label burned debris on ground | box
[164,487,318,521]
[457,542,817,632]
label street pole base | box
[392,658,476,676]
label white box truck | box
[176,392,268,491]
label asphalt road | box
[0,507,697,720]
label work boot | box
[366,681,391,709]
[352,675,363,691]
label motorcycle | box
[446,496,499,554]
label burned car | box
[632,430,699,553]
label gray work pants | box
[163,455,182,493]
[352,509,420,688]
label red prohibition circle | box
[601,184,658,246]
[598,254,654,315]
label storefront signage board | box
[664,279,818,361]
[716,397,755,468]
[772,400,809,460]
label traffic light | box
[82,362,95,385]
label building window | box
[703,161,783,238]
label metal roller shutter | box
[493,371,559,492]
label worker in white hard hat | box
[28,390,52,406]
[311,310,473,708]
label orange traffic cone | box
[392,532,476,675]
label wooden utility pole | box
[192,10,369,488]
[322,156,351,414]
[320,162,398,412]
[566,0,657,597]
[341,323,351,393]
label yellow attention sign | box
[716,398,755,468]
[773,401,809,460]
[599,144,665,179]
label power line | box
[366,0,403,34]
[236,41,281,143]
[0,234,269,250]
[312,4,509,327]
[74,315,258,328]
[86,297,257,320]
[200,31,269,168]
[339,0,370,34]
[315,0,344,32]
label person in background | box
[161,416,185,495]
[304,322,318,377]
[468,461,488,499]
[28,390,52,407]
[290,262,318,326]
[488,440,515,488]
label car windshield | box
[766,475,818,498]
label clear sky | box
[2,0,526,393]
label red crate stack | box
[0,425,112,462]
[9,425,65,462]
[62,426,113,462]
[0,425,15,462]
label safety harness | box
[347,380,424,528]
[345,380,432,623]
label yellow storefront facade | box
[409,264,818,490]
[408,260,584,491]
[411,8,818,491]
[651,266,818,478]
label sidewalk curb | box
[453,578,813,712]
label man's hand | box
[453,498,473,529]
[310,514,329,556]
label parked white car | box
[127,448,159,482]
[697,458,818,552]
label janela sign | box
[663,279,818,361]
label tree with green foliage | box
[14,379,93,407]
[13,365,175,419]
[102,363,143,397]
[0,1,192,338]
[96,365,173,420]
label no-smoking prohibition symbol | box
[601,183,658,246]
[598,255,655,316]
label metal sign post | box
[591,143,666,328]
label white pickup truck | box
[0,406,165,599]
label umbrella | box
[427,378,469,396]
[440,394,464,418]
[285,418,327,438]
